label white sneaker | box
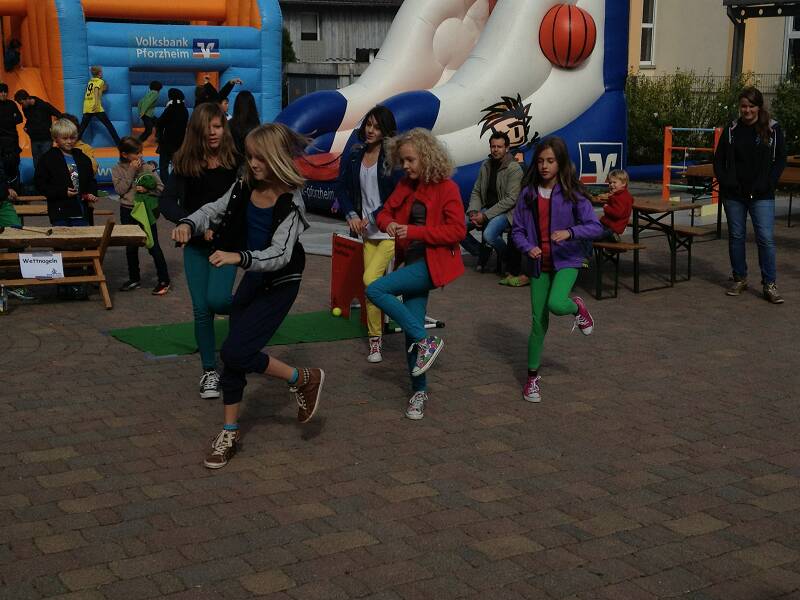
[199,370,221,399]
[367,336,383,363]
[405,391,427,420]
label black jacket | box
[336,144,401,219]
[180,179,309,289]
[35,147,98,223]
[0,99,22,147]
[156,100,188,154]
[21,97,61,142]
[713,118,787,201]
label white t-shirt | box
[359,162,390,240]
[537,186,553,199]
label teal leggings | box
[528,268,579,370]
[183,244,237,370]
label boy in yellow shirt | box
[77,66,121,145]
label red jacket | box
[376,177,466,288]
[600,188,634,234]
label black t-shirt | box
[0,99,22,142]
[405,200,427,265]
[733,121,759,197]
[485,158,501,208]
[184,166,238,214]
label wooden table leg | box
[633,209,640,293]
[669,213,676,287]
[93,256,112,309]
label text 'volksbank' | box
[134,36,191,59]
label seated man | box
[461,131,523,270]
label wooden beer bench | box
[592,241,646,300]
[14,204,114,223]
[0,222,146,309]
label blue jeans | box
[51,218,89,227]
[183,244,237,370]
[723,197,776,284]
[461,212,510,256]
[366,260,433,392]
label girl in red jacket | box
[366,128,466,420]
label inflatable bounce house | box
[0,0,282,183]
[277,0,629,212]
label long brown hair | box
[172,103,238,178]
[739,86,772,144]
[522,136,588,204]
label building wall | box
[282,6,397,63]
[628,0,789,76]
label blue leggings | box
[183,244,237,370]
[366,260,433,392]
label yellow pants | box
[363,238,395,337]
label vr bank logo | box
[578,142,623,184]
[193,39,220,59]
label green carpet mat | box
[109,309,368,357]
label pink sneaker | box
[572,296,594,335]
[523,375,541,403]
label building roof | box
[280,0,402,6]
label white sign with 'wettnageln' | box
[19,252,64,279]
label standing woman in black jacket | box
[713,87,787,303]
[155,88,188,183]
[160,103,239,399]
[171,123,324,470]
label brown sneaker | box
[204,429,240,469]
[763,283,784,304]
[726,278,748,296]
[290,368,324,423]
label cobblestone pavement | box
[2,198,800,599]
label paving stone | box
[3,204,800,599]
[239,569,295,595]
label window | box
[355,48,379,63]
[300,13,319,41]
[640,0,656,67]
[786,16,800,74]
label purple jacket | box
[511,183,602,277]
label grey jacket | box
[467,154,524,224]
[181,182,309,275]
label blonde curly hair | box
[385,128,454,184]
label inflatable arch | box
[277,0,630,211]
[0,0,283,182]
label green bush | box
[772,74,800,155]
[626,71,746,165]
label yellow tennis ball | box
[331,307,342,317]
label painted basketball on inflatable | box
[539,4,597,69]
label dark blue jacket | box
[336,144,401,220]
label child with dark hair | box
[511,136,602,403]
[4,39,21,72]
[230,91,260,156]
[337,105,401,363]
[111,136,170,295]
[14,89,61,169]
[155,88,188,183]
[0,83,22,191]
[137,81,163,143]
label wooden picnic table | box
[684,164,800,228]
[12,195,47,203]
[632,198,704,293]
[0,223,145,309]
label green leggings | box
[528,268,579,370]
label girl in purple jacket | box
[511,137,602,403]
